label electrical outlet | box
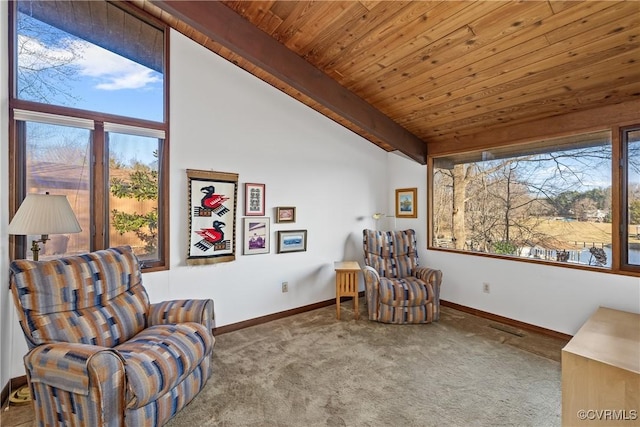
[482,282,490,293]
[282,282,288,293]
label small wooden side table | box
[334,261,361,320]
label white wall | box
[139,30,392,327]
[431,251,640,334]
[384,151,429,263]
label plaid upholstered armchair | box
[9,246,215,426]
[362,229,442,324]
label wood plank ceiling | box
[141,1,640,164]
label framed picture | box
[244,183,265,216]
[277,230,307,253]
[276,206,296,223]
[243,217,270,255]
[395,187,417,218]
[187,169,238,265]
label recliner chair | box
[362,229,442,324]
[9,246,215,426]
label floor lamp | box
[6,192,82,406]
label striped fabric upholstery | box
[363,229,419,278]
[378,276,429,306]
[377,303,433,324]
[9,246,215,427]
[117,323,213,408]
[28,347,126,427]
[149,299,214,332]
[126,357,211,427]
[125,357,211,426]
[10,246,148,348]
[362,229,443,324]
[26,343,122,395]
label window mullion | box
[611,125,622,271]
[11,119,28,260]
[93,122,106,251]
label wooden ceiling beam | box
[151,0,427,164]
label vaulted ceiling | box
[140,1,640,164]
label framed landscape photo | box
[395,187,417,218]
[277,230,307,253]
[244,183,265,216]
[276,206,296,223]
[243,217,270,255]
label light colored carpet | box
[167,303,563,427]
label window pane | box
[432,131,612,268]
[16,1,164,122]
[24,121,91,259]
[108,132,161,262]
[626,129,640,266]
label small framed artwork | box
[244,183,266,216]
[277,230,307,253]
[276,206,296,223]
[395,187,417,218]
[243,217,270,255]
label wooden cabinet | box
[562,307,640,426]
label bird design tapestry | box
[187,169,238,265]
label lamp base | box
[8,385,31,406]
[30,236,49,261]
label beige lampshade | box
[8,193,82,235]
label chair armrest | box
[362,266,381,320]
[362,266,380,287]
[415,267,443,321]
[415,267,442,287]
[415,266,441,283]
[149,299,215,331]
[25,343,124,395]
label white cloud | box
[73,41,161,91]
[20,34,160,91]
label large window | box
[431,131,615,270]
[15,0,163,121]
[9,1,168,270]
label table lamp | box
[8,193,82,261]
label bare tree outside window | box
[432,131,614,268]
[17,12,83,105]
